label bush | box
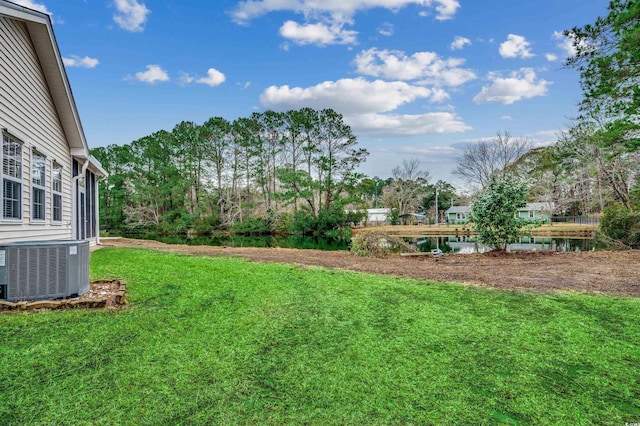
[292,207,354,235]
[345,210,367,227]
[599,204,640,248]
[291,210,318,235]
[350,231,417,258]
[191,215,222,234]
[232,217,272,235]
[471,175,537,251]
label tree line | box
[92,108,371,235]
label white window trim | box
[31,150,46,223]
[1,133,23,223]
[51,162,63,224]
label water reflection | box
[409,236,595,254]
[133,234,351,251]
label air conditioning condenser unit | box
[0,240,89,302]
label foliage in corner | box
[350,230,416,258]
[566,0,640,153]
[598,203,640,249]
[470,175,539,251]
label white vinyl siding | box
[0,16,73,241]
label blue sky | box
[16,0,607,184]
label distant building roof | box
[519,202,554,211]
[445,206,471,214]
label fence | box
[551,216,600,225]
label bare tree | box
[453,131,532,188]
[384,159,430,216]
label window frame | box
[1,134,23,222]
[31,150,46,222]
[52,162,63,223]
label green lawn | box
[1,248,638,425]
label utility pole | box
[435,189,439,225]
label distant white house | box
[0,1,105,244]
[364,208,391,225]
[347,208,391,226]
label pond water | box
[135,234,351,251]
[128,233,595,253]
[407,236,596,254]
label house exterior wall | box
[0,16,73,242]
[516,210,549,222]
[447,212,469,224]
[366,208,390,225]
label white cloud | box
[527,129,558,147]
[232,0,461,23]
[196,68,226,87]
[178,69,226,87]
[473,68,550,104]
[431,0,459,20]
[552,30,590,59]
[260,77,470,136]
[450,36,471,50]
[113,0,150,32]
[501,115,512,120]
[261,77,442,114]
[378,22,393,37]
[499,34,534,59]
[354,48,476,87]
[178,72,195,86]
[279,20,357,45]
[347,112,471,136]
[127,64,169,84]
[11,0,50,14]
[63,55,99,68]
[545,53,558,62]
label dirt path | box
[100,238,640,297]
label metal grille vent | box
[11,246,68,300]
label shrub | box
[292,207,353,235]
[345,210,367,227]
[471,175,538,251]
[350,231,417,258]
[191,215,222,234]
[599,204,640,248]
[232,217,272,235]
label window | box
[32,151,46,221]
[2,135,22,220]
[529,210,535,219]
[52,163,62,222]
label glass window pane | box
[53,193,62,221]
[3,179,21,219]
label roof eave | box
[0,1,91,155]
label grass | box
[1,248,638,425]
